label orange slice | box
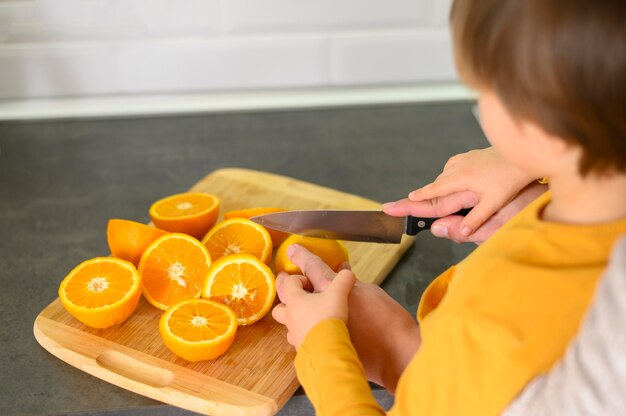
[58,257,142,329]
[107,219,168,266]
[149,192,220,239]
[159,298,237,361]
[138,233,212,310]
[275,235,349,275]
[201,218,273,264]
[202,254,276,325]
[223,207,289,246]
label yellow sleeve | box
[295,319,387,416]
[393,310,534,416]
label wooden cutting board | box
[34,168,415,416]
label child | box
[272,0,626,414]
[385,145,626,415]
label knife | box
[250,208,471,244]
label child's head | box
[450,0,626,176]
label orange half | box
[58,257,142,328]
[107,219,168,266]
[138,233,212,310]
[149,192,220,239]
[201,217,273,264]
[223,207,289,245]
[159,298,237,361]
[202,254,276,325]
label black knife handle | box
[405,208,472,235]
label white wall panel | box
[129,0,220,37]
[2,0,220,42]
[118,36,329,94]
[0,43,119,98]
[430,0,454,27]
[0,0,459,100]
[223,0,432,33]
[331,30,455,84]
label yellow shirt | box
[295,191,626,415]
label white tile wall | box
[130,0,220,36]
[118,36,329,94]
[3,0,221,42]
[331,29,455,85]
[0,0,460,100]
[222,0,433,33]
[0,43,119,98]
[429,0,454,26]
[0,1,34,40]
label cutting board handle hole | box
[96,351,174,388]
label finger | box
[329,269,357,298]
[283,274,306,301]
[384,191,477,218]
[432,215,492,244]
[458,198,502,237]
[275,272,288,304]
[277,272,311,303]
[463,221,500,244]
[431,217,466,242]
[381,198,412,216]
[272,303,286,324]
[287,244,334,291]
[407,177,467,201]
[428,190,479,215]
[383,198,441,217]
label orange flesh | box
[208,262,271,319]
[167,301,233,342]
[64,262,134,308]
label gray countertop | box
[0,101,486,416]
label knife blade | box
[250,208,471,244]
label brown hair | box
[450,0,626,175]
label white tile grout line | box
[0,83,476,121]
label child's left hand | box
[271,244,356,349]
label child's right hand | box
[383,147,542,243]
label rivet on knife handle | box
[405,208,472,235]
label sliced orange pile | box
[202,254,276,325]
[201,218,273,264]
[107,219,168,266]
[224,207,289,246]
[149,192,220,240]
[57,187,355,363]
[58,257,142,329]
[275,234,349,275]
[159,298,237,361]
[139,233,212,310]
